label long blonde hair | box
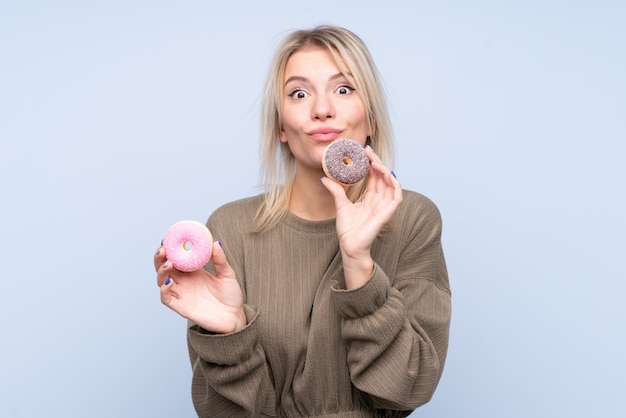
[253,25,394,232]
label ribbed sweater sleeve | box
[186,198,276,418]
[187,305,275,417]
[331,192,451,410]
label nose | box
[311,94,335,120]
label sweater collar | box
[281,210,337,235]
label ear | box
[279,130,288,143]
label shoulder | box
[206,194,264,232]
[391,189,444,242]
[209,194,263,220]
[398,189,442,222]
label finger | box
[156,260,171,287]
[364,146,396,179]
[375,160,401,192]
[390,171,403,201]
[367,161,385,194]
[153,240,166,272]
[379,173,403,213]
[363,145,380,163]
[211,240,236,278]
[320,176,351,210]
[393,187,403,207]
[160,277,178,307]
[376,168,401,204]
[364,147,394,193]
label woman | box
[155,25,451,417]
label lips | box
[307,127,343,142]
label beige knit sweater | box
[187,190,451,417]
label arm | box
[322,148,450,408]
[332,195,451,410]
[155,211,276,417]
[187,306,276,417]
[185,214,277,417]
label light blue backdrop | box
[1,1,624,417]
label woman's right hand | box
[154,240,246,334]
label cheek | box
[279,119,297,143]
[279,108,298,137]
[346,100,367,126]
[352,107,370,136]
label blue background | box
[1,1,624,416]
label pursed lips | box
[307,127,343,142]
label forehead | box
[283,46,350,79]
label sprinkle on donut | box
[162,220,213,272]
[322,138,370,185]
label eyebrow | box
[284,72,352,86]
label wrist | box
[341,251,374,290]
[233,308,247,333]
[195,308,247,335]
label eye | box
[288,89,308,100]
[336,85,355,95]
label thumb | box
[321,177,351,210]
[210,240,235,278]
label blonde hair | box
[253,25,394,232]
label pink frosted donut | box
[322,138,370,185]
[163,220,213,272]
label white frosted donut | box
[162,220,213,272]
[322,138,370,185]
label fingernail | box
[391,171,397,179]
[162,260,169,269]
[160,239,163,246]
[165,277,171,285]
[155,247,160,256]
[217,240,222,247]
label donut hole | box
[342,156,352,165]
[182,241,193,252]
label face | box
[280,46,370,174]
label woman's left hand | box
[321,146,403,288]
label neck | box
[288,169,339,221]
